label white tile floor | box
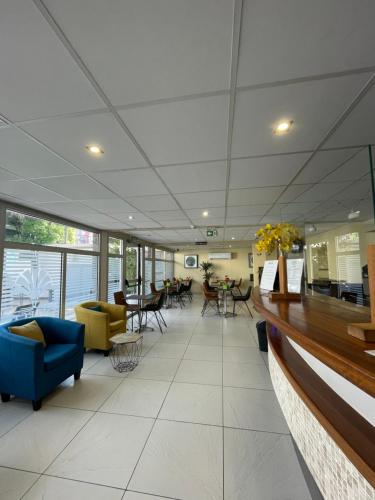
[0,298,312,500]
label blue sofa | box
[0,317,84,410]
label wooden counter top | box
[252,287,375,397]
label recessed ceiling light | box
[86,144,104,155]
[273,120,293,135]
[231,236,235,240]
[202,211,209,217]
[128,215,134,220]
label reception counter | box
[252,287,375,500]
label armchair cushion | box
[87,305,101,312]
[110,320,125,332]
[9,320,46,346]
[44,344,79,371]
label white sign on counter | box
[260,260,278,291]
[287,258,304,293]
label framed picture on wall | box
[184,254,198,269]
[248,252,254,268]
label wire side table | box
[109,333,143,373]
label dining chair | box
[114,290,140,331]
[232,285,253,317]
[140,292,167,333]
[201,283,220,316]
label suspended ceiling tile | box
[157,161,227,193]
[185,207,225,218]
[120,95,229,165]
[114,213,152,223]
[34,174,116,200]
[294,148,362,184]
[237,0,375,87]
[295,181,352,202]
[93,169,168,197]
[126,195,179,212]
[227,205,271,217]
[0,180,66,203]
[144,210,187,221]
[191,217,224,226]
[0,127,79,179]
[79,213,119,224]
[160,220,191,228]
[333,176,372,200]
[0,167,19,182]
[277,184,313,203]
[80,198,135,213]
[325,85,375,148]
[36,201,98,217]
[23,113,147,173]
[0,0,103,121]
[226,216,261,226]
[227,186,285,206]
[124,220,162,229]
[232,73,371,157]
[44,0,233,104]
[175,190,225,209]
[230,154,309,188]
[268,202,320,215]
[324,148,371,183]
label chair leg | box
[32,399,42,411]
[201,300,207,316]
[1,393,10,403]
[154,312,163,334]
[158,311,167,327]
[233,301,236,315]
[245,301,253,318]
[74,370,81,380]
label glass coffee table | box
[109,332,143,372]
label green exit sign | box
[207,228,218,238]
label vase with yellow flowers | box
[255,223,302,301]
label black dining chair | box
[232,285,253,317]
[140,292,167,333]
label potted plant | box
[255,223,301,301]
[200,261,215,283]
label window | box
[108,256,122,303]
[5,210,99,251]
[335,232,360,252]
[65,254,98,319]
[144,246,153,259]
[155,260,165,287]
[125,247,138,289]
[337,254,362,283]
[108,237,122,255]
[1,249,62,323]
[155,248,165,260]
[144,259,153,294]
[166,261,174,280]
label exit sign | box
[207,228,218,238]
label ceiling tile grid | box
[0,1,374,245]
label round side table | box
[109,332,143,372]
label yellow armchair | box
[74,301,126,354]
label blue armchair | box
[0,317,84,411]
